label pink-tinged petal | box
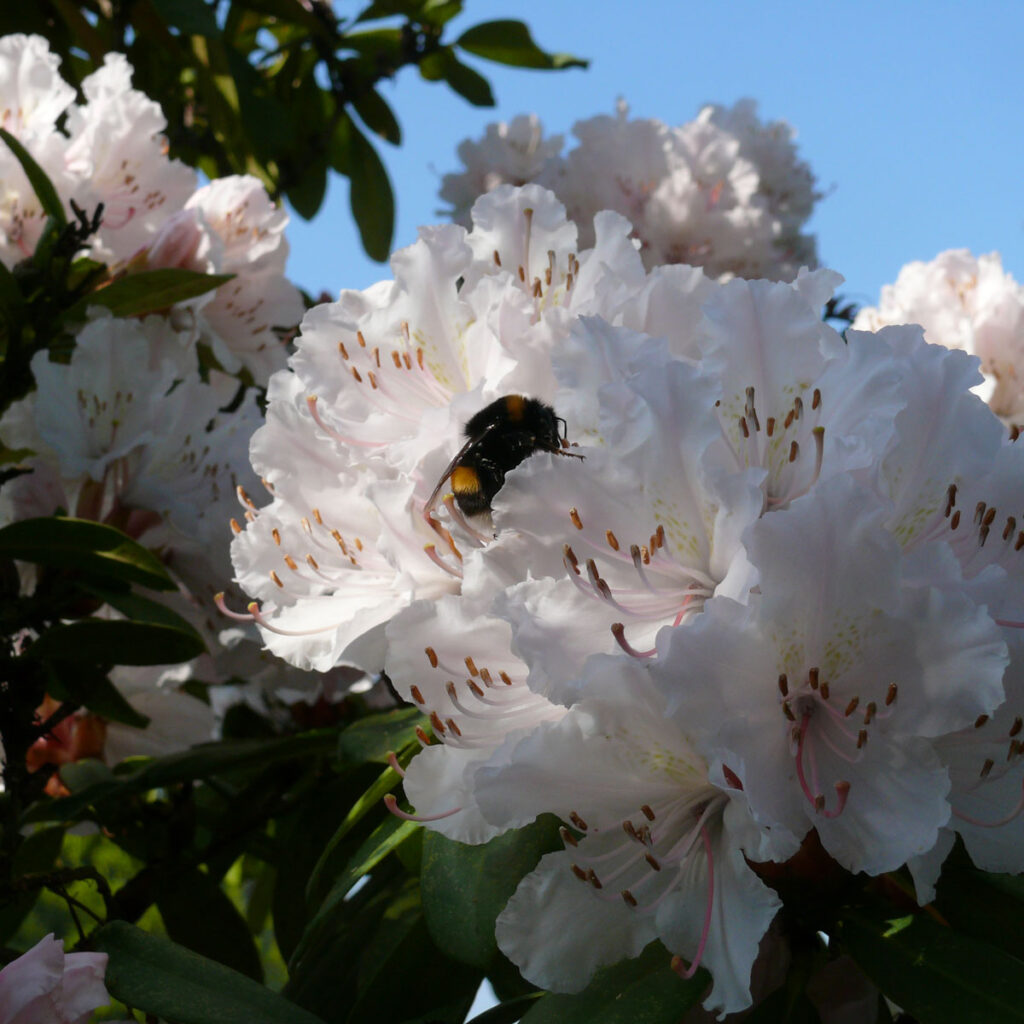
[495,850,658,994]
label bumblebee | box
[427,395,583,518]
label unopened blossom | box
[0,933,112,1024]
[439,114,563,228]
[474,654,796,1017]
[853,250,1024,421]
[652,475,1008,876]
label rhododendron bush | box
[2,7,1024,1024]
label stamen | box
[570,507,584,530]
[953,779,1024,828]
[611,622,656,659]
[386,751,405,778]
[671,826,714,979]
[384,794,461,822]
[214,592,256,621]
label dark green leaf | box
[420,816,562,970]
[0,825,66,944]
[418,0,463,27]
[158,868,263,981]
[519,941,706,1024]
[286,157,329,221]
[936,863,1024,964]
[456,20,588,70]
[64,268,232,321]
[92,921,326,1024]
[0,258,24,321]
[79,584,205,633]
[442,52,495,106]
[344,879,480,1024]
[28,618,204,667]
[334,114,394,260]
[149,0,220,35]
[310,815,418,909]
[336,706,425,764]
[0,516,174,589]
[45,664,151,727]
[467,993,546,1024]
[840,909,1024,1024]
[25,729,340,823]
[0,127,67,226]
[352,88,401,145]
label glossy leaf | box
[336,705,426,764]
[840,909,1024,1023]
[420,816,562,970]
[336,115,394,261]
[64,268,233,321]
[518,942,706,1024]
[150,0,220,36]
[0,127,67,226]
[0,516,174,590]
[28,618,205,667]
[456,20,588,70]
[93,921,326,1024]
[935,863,1024,964]
[442,51,496,106]
[351,88,402,145]
[157,868,264,981]
[24,730,339,823]
[44,663,151,728]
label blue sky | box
[284,1,1024,311]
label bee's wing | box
[423,433,484,515]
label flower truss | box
[0,34,327,760]
[233,180,1024,1016]
[854,248,1024,422]
[439,99,820,282]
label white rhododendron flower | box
[0,933,112,1024]
[476,655,797,1017]
[440,100,820,281]
[229,186,647,673]
[854,249,1024,420]
[439,114,563,228]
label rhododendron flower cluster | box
[439,99,819,282]
[0,35,331,759]
[232,184,1024,1016]
[854,248,1024,422]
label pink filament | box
[674,825,715,980]
[954,778,1024,828]
[383,793,461,823]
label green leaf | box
[519,941,705,1024]
[456,20,588,70]
[0,516,174,590]
[840,909,1024,1023]
[442,51,495,106]
[420,816,562,970]
[351,88,401,145]
[28,618,205,667]
[0,825,66,944]
[64,268,233,321]
[0,127,67,227]
[92,921,326,1024]
[149,0,220,35]
[935,863,1024,964]
[310,815,418,910]
[79,584,205,633]
[25,730,339,823]
[335,115,394,261]
[286,157,329,221]
[44,663,151,727]
[158,868,263,981]
[336,705,426,764]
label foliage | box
[0,0,586,259]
